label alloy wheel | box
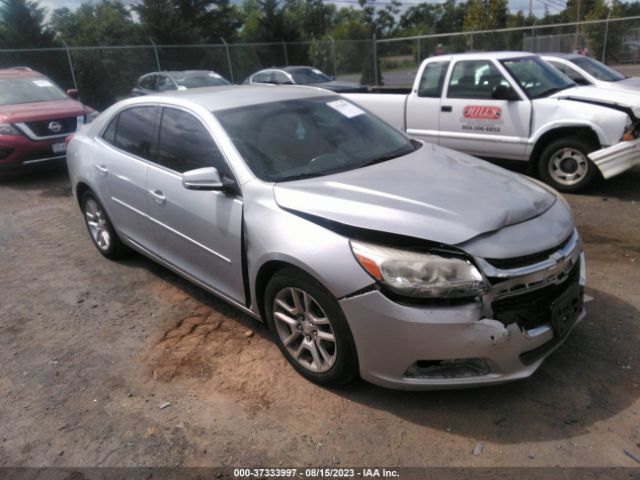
[272,287,337,373]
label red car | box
[0,67,96,171]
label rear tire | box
[538,136,599,192]
[264,268,358,387]
[81,191,128,259]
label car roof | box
[0,67,45,79]
[429,51,537,61]
[541,53,582,60]
[127,84,337,112]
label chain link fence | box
[2,16,640,110]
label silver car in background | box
[67,85,585,390]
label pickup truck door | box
[438,59,531,160]
[405,60,449,144]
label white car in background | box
[542,53,640,92]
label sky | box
[39,0,559,23]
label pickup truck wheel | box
[82,191,128,259]
[264,268,358,387]
[538,137,598,192]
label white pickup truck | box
[343,52,640,191]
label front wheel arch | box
[530,127,600,173]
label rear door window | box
[418,61,450,97]
[107,106,157,160]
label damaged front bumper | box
[589,138,640,179]
[339,232,586,390]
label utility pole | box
[529,0,532,18]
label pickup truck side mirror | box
[67,88,79,99]
[182,167,223,190]
[491,85,519,101]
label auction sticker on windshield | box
[327,99,364,118]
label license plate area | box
[550,283,583,338]
[51,142,66,154]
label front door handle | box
[441,105,452,112]
[149,189,166,204]
[95,163,108,175]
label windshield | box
[570,57,626,82]
[172,73,230,88]
[0,77,68,106]
[501,56,575,98]
[215,96,418,182]
[289,68,332,84]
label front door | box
[145,106,245,304]
[438,59,531,160]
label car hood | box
[0,99,90,123]
[274,143,556,246]
[614,76,640,89]
[554,85,640,116]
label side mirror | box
[491,84,519,101]
[67,88,79,99]
[182,167,223,190]
[573,77,590,86]
[279,80,294,85]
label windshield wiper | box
[359,145,417,168]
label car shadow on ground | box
[332,287,639,444]
[0,164,72,197]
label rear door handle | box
[149,189,166,204]
[441,105,452,112]
[95,163,108,175]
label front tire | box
[81,191,127,259]
[538,136,599,192]
[264,268,358,387]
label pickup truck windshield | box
[215,96,418,182]
[0,77,68,106]
[501,57,574,99]
[570,57,626,82]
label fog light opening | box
[404,358,490,379]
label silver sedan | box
[67,85,585,389]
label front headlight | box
[350,240,488,299]
[0,123,21,135]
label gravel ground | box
[0,164,639,469]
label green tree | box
[463,0,509,50]
[0,0,55,48]
[584,0,624,62]
[51,1,143,110]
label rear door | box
[405,60,449,145]
[145,106,245,303]
[438,59,531,160]
[96,106,158,250]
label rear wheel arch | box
[75,182,92,207]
